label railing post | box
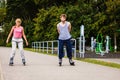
[43,42,44,52]
[57,40,59,55]
[37,42,39,52]
[38,42,40,52]
[51,41,54,54]
[47,41,48,54]
[34,42,35,51]
[32,42,33,50]
[74,39,76,58]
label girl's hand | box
[6,39,9,44]
[26,41,29,46]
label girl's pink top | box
[13,26,23,38]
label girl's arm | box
[22,28,28,46]
[6,27,14,43]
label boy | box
[57,14,75,66]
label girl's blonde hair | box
[15,18,22,24]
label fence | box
[32,39,77,58]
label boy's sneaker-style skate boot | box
[9,58,14,66]
[59,59,62,66]
[22,59,26,66]
[69,59,75,66]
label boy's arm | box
[22,28,28,46]
[68,22,71,32]
[57,24,60,34]
[6,27,14,43]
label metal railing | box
[32,39,77,58]
[32,40,58,54]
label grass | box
[25,48,120,69]
[76,58,120,69]
[25,48,57,56]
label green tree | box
[6,0,38,20]
[1,0,120,50]
[33,6,65,41]
[0,8,6,23]
[0,0,6,46]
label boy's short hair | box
[60,14,67,18]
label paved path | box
[0,47,120,80]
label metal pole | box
[33,42,35,51]
[35,42,36,51]
[83,36,85,58]
[57,40,59,55]
[106,36,109,53]
[39,42,41,52]
[41,42,43,52]
[32,42,33,50]
[52,41,54,54]
[47,41,48,54]
[36,42,39,51]
[79,25,85,58]
[91,37,94,52]
[43,42,44,52]
[73,39,76,58]
[75,39,76,58]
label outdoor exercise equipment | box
[91,35,113,55]
[91,37,94,52]
[95,34,105,56]
[105,36,109,53]
[79,25,85,58]
[105,36,113,52]
[109,37,113,51]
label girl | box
[57,14,75,66]
[6,18,28,66]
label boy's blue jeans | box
[58,39,72,59]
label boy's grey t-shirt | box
[57,21,71,40]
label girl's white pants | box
[10,37,25,60]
